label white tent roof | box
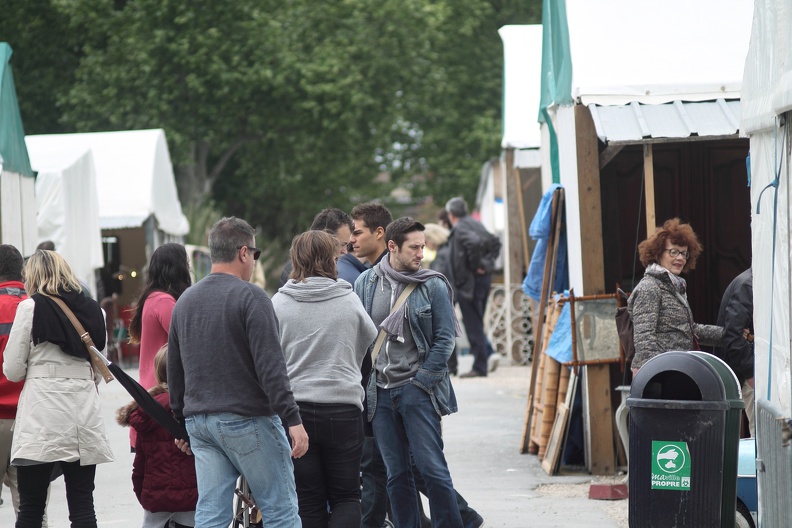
[566,0,754,106]
[499,25,543,150]
[25,141,104,290]
[26,129,189,236]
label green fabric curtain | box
[539,0,573,184]
[0,43,34,177]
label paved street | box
[0,356,626,527]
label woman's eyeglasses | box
[665,248,689,260]
[237,245,262,260]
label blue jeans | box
[293,402,363,528]
[372,384,463,528]
[186,413,300,528]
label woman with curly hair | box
[628,218,723,374]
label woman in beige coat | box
[2,250,114,527]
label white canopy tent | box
[549,0,754,294]
[500,24,543,154]
[740,0,792,522]
[26,129,189,237]
[27,129,189,304]
[24,141,104,294]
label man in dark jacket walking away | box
[445,197,501,378]
[714,267,754,436]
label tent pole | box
[643,144,656,234]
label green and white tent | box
[0,43,36,254]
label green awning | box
[539,0,573,184]
[0,43,33,177]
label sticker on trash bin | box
[651,441,691,490]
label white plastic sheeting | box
[742,0,792,414]
[499,25,543,150]
[26,129,189,236]
[566,0,754,106]
[0,169,37,255]
[742,0,792,134]
[25,142,104,293]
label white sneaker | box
[487,353,500,373]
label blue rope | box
[755,119,786,401]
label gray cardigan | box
[273,277,378,410]
[628,267,724,370]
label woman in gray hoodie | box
[628,218,723,374]
[273,230,378,528]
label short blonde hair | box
[24,250,81,295]
[154,345,168,386]
[423,223,450,249]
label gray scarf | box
[378,254,463,339]
[648,262,688,298]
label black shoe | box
[464,513,485,528]
[459,370,485,378]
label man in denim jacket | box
[355,217,463,527]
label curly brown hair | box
[637,218,703,272]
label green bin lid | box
[689,351,744,408]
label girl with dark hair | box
[129,243,191,392]
[628,218,723,374]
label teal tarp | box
[0,43,33,177]
[539,0,573,184]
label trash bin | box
[689,351,744,528]
[627,352,730,528]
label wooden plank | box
[542,403,570,476]
[556,364,571,409]
[598,144,624,170]
[584,364,615,475]
[521,189,563,453]
[574,105,605,294]
[643,143,656,236]
[509,151,531,268]
[538,355,561,460]
[530,299,562,452]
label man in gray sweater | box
[169,217,308,528]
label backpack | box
[615,306,635,366]
[615,289,635,366]
[475,226,501,273]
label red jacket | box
[117,387,197,513]
[0,280,27,419]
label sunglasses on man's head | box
[237,245,262,260]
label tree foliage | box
[2,0,541,251]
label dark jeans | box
[294,402,364,528]
[412,461,482,528]
[16,461,97,528]
[360,436,388,528]
[372,384,463,528]
[458,274,492,375]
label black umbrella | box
[93,346,189,440]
